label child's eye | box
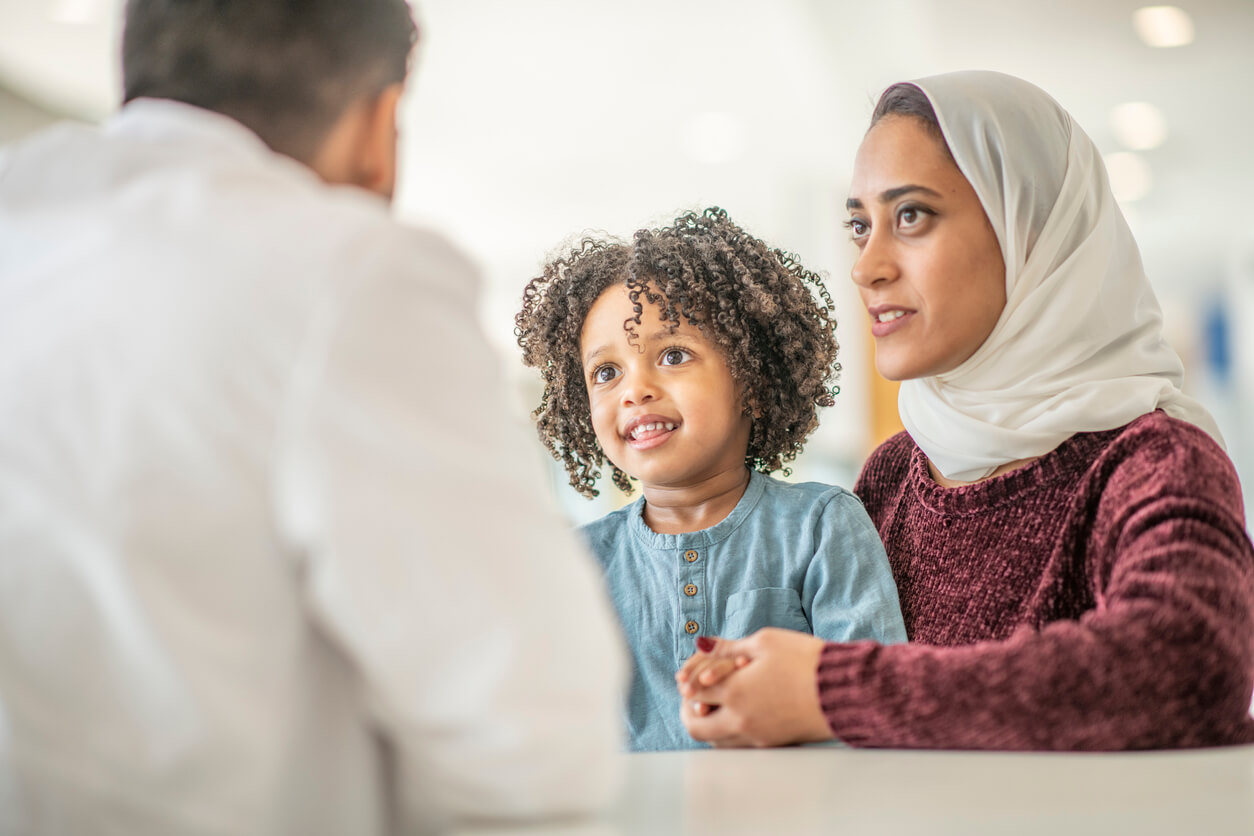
[592,365,619,384]
[660,348,691,366]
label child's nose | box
[620,369,658,406]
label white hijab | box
[895,70,1222,482]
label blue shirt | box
[581,470,907,751]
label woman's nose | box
[851,231,900,289]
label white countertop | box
[456,745,1254,835]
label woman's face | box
[846,115,1006,381]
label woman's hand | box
[677,628,836,747]
[674,636,749,717]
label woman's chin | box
[875,349,964,382]
[873,354,917,382]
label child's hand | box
[676,636,748,707]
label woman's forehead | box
[849,115,964,200]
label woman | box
[677,70,1254,750]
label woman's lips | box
[870,309,916,338]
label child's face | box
[579,284,752,492]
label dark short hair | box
[871,82,956,162]
[515,207,840,499]
[122,0,418,162]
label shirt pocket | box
[722,587,812,639]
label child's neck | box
[640,467,751,535]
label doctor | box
[0,1,625,833]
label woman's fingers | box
[678,657,738,697]
[689,699,716,717]
[683,684,747,743]
[678,635,748,675]
[681,688,738,739]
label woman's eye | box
[898,205,932,229]
[592,366,619,384]
[844,218,869,239]
[661,348,691,366]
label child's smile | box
[580,284,751,494]
[624,416,680,450]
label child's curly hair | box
[515,207,840,499]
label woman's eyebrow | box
[846,184,944,210]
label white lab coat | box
[0,99,626,836]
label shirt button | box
[684,550,699,563]
[684,584,698,597]
[684,620,699,634]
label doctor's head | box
[121,0,418,199]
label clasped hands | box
[674,627,836,748]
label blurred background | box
[2,0,1252,524]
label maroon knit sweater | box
[819,411,1254,750]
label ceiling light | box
[1133,6,1195,47]
[49,0,105,24]
[1109,101,1168,150]
[1105,152,1152,202]
[48,0,97,23]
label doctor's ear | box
[309,82,405,200]
[356,83,404,199]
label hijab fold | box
[896,71,1221,482]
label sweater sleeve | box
[822,424,1254,750]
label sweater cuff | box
[816,641,881,747]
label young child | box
[515,207,907,751]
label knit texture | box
[820,411,1254,750]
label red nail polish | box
[696,636,716,653]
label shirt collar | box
[107,98,275,162]
[627,469,768,550]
